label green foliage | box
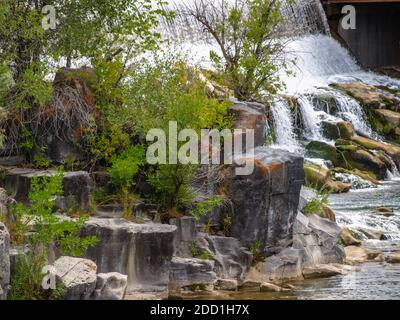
[190,242,213,260]
[9,168,97,256]
[8,252,66,300]
[303,192,330,215]
[108,145,145,217]
[190,196,223,222]
[186,0,291,100]
[249,240,265,265]
[222,214,233,236]
[149,164,196,212]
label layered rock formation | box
[81,218,176,293]
[222,147,304,255]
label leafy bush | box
[108,145,146,217]
[190,196,223,222]
[303,192,329,215]
[9,169,98,255]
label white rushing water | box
[270,99,301,153]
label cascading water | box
[270,99,301,153]
[333,94,379,139]
[280,0,330,36]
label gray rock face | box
[0,168,92,212]
[228,102,267,148]
[293,212,345,266]
[91,272,128,300]
[223,147,304,255]
[246,212,345,283]
[170,216,197,257]
[0,188,9,218]
[252,247,304,282]
[196,234,252,282]
[81,218,176,293]
[169,257,216,291]
[53,256,97,300]
[0,223,10,300]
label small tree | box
[179,0,289,101]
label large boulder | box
[351,135,400,167]
[196,234,252,282]
[305,141,340,166]
[293,212,345,267]
[81,218,176,293]
[53,256,97,300]
[0,168,93,212]
[91,272,128,300]
[169,257,216,291]
[228,102,267,148]
[0,223,10,300]
[332,82,400,111]
[304,164,351,193]
[222,147,304,255]
[247,247,304,283]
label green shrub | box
[190,196,223,222]
[303,192,329,215]
[108,145,145,218]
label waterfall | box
[280,0,330,36]
[296,95,324,141]
[333,94,379,139]
[270,99,301,153]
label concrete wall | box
[329,3,400,68]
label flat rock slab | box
[82,218,176,293]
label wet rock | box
[53,256,97,300]
[358,228,386,240]
[91,272,128,300]
[344,246,370,264]
[169,257,216,291]
[223,147,304,254]
[306,141,340,166]
[337,121,355,139]
[341,227,362,246]
[302,264,343,279]
[1,168,93,212]
[343,148,389,180]
[375,109,400,127]
[260,282,283,292]
[304,164,351,193]
[0,223,10,300]
[351,135,400,167]
[332,82,400,111]
[81,218,176,293]
[196,234,252,282]
[228,102,266,148]
[386,252,400,264]
[321,121,341,140]
[214,279,238,291]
